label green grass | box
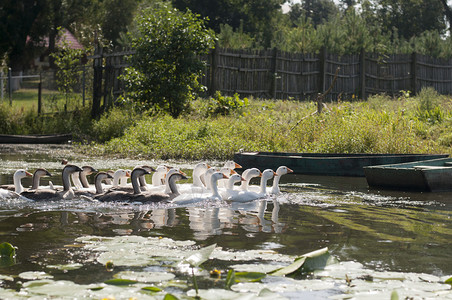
[6,88,87,114]
[2,87,452,160]
[83,87,452,160]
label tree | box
[121,5,215,117]
[438,0,452,37]
[373,0,446,39]
[101,0,138,46]
[0,0,46,70]
[288,0,339,27]
[171,0,284,48]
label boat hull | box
[364,157,452,192]
[0,134,72,144]
[233,152,449,177]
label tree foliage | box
[121,5,215,117]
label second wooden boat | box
[233,152,449,177]
[364,157,452,192]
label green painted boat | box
[233,152,449,177]
[364,157,452,192]
[0,134,72,144]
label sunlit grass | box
[86,88,452,160]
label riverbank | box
[81,87,452,160]
[3,87,452,160]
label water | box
[0,144,451,298]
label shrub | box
[121,5,215,117]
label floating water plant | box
[268,247,332,277]
[0,242,16,267]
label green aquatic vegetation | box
[0,242,16,267]
[0,235,449,299]
[269,247,331,277]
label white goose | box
[220,173,245,200]
[239,168,262,191]
[226,169,275,202]
[270,166,293,195]
[0,169,32,199]
[169,172,228,206]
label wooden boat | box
[233,152,449,177]
[0,134,72,144]
[364,157,452,192]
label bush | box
[121,5,215,117]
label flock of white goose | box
[0,160,293,205]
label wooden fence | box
[90,47,452,116]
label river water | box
[0,144,451,298]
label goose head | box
[240,168,262,190]
[112,169,130,187]
[152,165,169,186]
[131,168,151,194]
[13,169,33,193]
[62,165,83,191]
[276,166,293,176]
[271,166,293,195]
[31,168,52,190]
[164,168,187,193]
[94,172,114,194]
[136,165,156,188]
[80,166,98,188]
[166,171,188,195]
[226,173,245,190]
[223,161,242,170]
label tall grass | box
[2,87,451,160]
[87,89,452,160]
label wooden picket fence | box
[90,47,452,116]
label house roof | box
[27,28,84,50]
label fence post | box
[0,71,3,101]
[38,73,42,115]
[359,48,366,100]
[411,52,417,95]
[270,47,278,100]
[209,42,219,97]
[8,68,12,106]
[319,47,327,94]
[82,65,86,107]
[92,47,103,118]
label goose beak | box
[287,167,294,173]
[240,176,246,181]
[46,170,52,177]
[222,174,229,179]
[258,172,263,177]
[25,171,33,177]
[207,164,212,169]
[230,169,237,175]
[126,171,131,177]
[273,171,278,176]
[234,162,242,169]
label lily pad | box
[183,244,216,268]
[445,276,452,285]
[19,271,53,280]
[269,247,331,277]
[104,278,138,286]
[142,286,163,292]
[114,271,175,283]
